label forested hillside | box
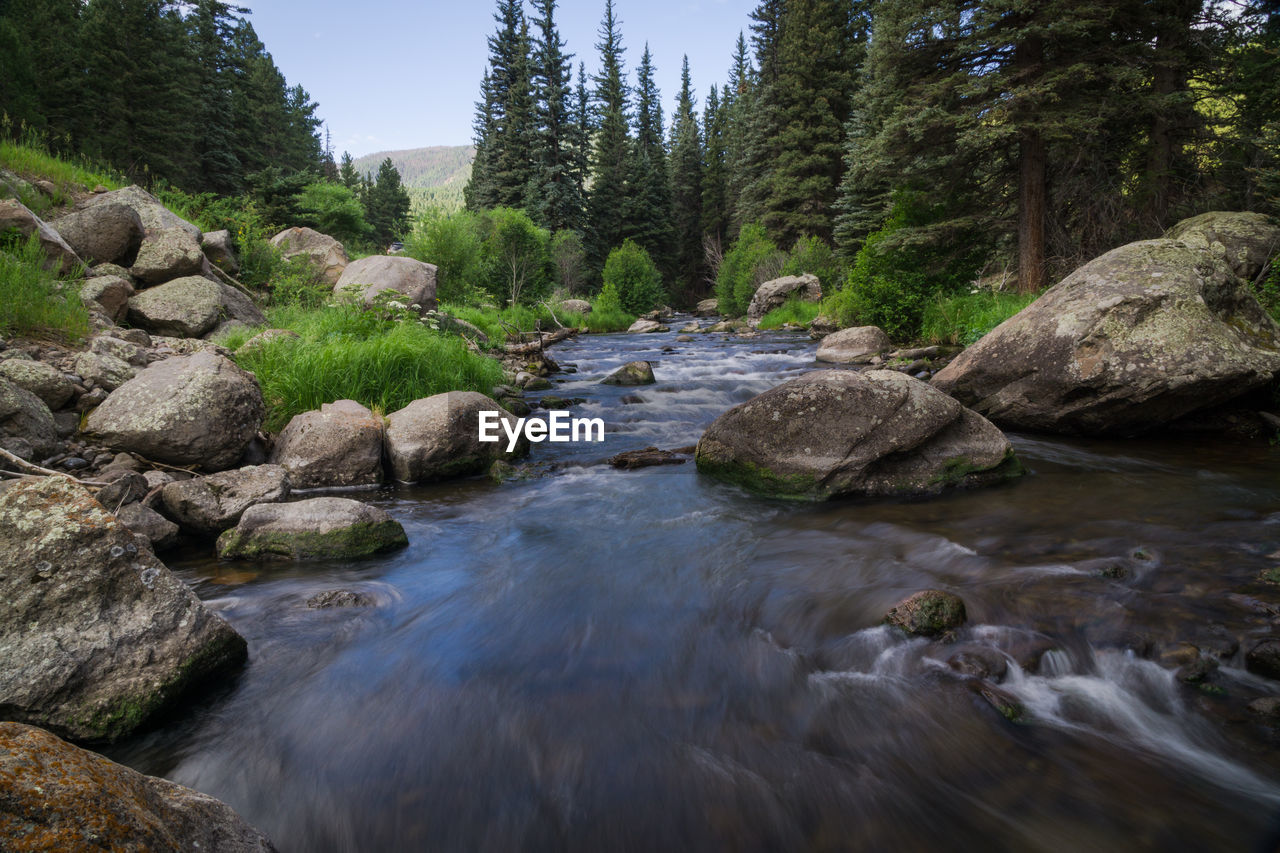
[352,146,475,190]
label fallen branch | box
[0,446,110,488]
[206,262,257,301]
[503,326,578,355]
[538,301,566,330]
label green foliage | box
[919,289,1039,346]
[404,208,488,305]
[365,157,412,247]
[482,206,550,305]
[715,223,783,317]
[229,302,505,431]
[0,235,89,343]
[441,302,585,346]
[602,239,665,315]
[0,136,123,212]
[824,194,986,340]
[296,180,369,245]
[550,229,587,294]
[757,298,821,330]
[1258,263,1280,323]
[586,281,637,331]
[782,235,843,291]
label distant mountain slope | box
[352,146,474,190]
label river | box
[108,317,1280,852]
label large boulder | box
[334,255,438,312]
[815,325,892,364]
[0,359,75,409]
[1164,211,1280,281]
[130,226,206,285]
[695,297,720,317]
[160,465,291,535]
[695,369,1021,500]
[49,202,144,267]
[558,298,592,314]
[269,400,384,489]
[86,185,202,241]
[747,274,822,323]
[931,239,1280,435]
[127,275,264,338]
[0,199,82,273]
[84,351,264,470]
[0,478,247,742]
[0,377,58,458]
[216,497,408,560]
[0,722,275,851]
[202,228,240,274]
[80,274,134,322]
[270,226,349,285]
[384,391,527,483]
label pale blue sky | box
[243,0,757,156]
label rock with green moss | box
[0,478,247,742]
[0,722,276,851]
[887,590,967,637]
[216,497,408,560]
[932,238,1280,435]
[695,370,1021,500]
[384,391,528,483]
[601,360,655,386]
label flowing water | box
[109,319,1280,852]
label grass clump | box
[0,236,89,343]
[228,303,505,431]
[757,298,822,330]
[919,289,1039,346]
[0,137,123,214]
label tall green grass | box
[919,289,1039,346]
[228,303,505,431]
[757,298,822,330]
[582,305,635,333]
[0,236,89,343]
[0,138,123,213]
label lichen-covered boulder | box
[130,226,206,285]
[202,228,240,274]
[601,360,656,386]
[815,325,891,364]
[747,274,822,323]
[1164,210,1280,281]
[334,254,438,312]
[84,351,264,470]
[384,391,527,483]
[0,359,75,409]
[270,226,349,284]
[0,478,246,742]
[558,298,592,314]
[269,400,384,489]
[695,369,1022,500]
[0,722,276,850]
[86,185,202,240]
[886,590,967,637]
[216,497,408,560]
[160,465,290,535]
[80,274,135,322]
[695,297,719,317]
[74,351,136,391]
[49,202,144,267]
[0,377,58,457]
[0,199,82,273]
[90,334,150,366]
[931,239,1280,435]
[126,276,264,338]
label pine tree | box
[723,32,754,239]
[585,0,631,285]
[366,158,411,248]
[669,55,705,294]
[735,0,786,227]
[530,0,583,232]
[188,0,242,195]
[339,151,360,190]
[569,62,593,206]
[701,84,729,252]
[465,69,499,211]
[624,44,673,276]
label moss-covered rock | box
[601,360,656,386]
[886,590,967,637]
[216,497,408,560]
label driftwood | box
[206,261,257,300]
[0,446,110,488]
[503,326,578,355]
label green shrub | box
[551,229,587,294]
[296,181,369,245]
[404,208,488,305]
[480,207,551,306]
[231,303,505,431]
[782,235,844,293]
[919,289,1039,346]
[1258,263,1280,323]
[715,224,784,317]
[602,239,665,315]
[757,298,822,330]
[0,235,89,343]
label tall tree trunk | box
[1144,0,1199,228]
[1016,34,1046,294]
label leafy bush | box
[919,289,1039,345]
[0,235,89,342]
[782,235,844,293]
[715,224,783,317]
[296,181,369,245]
[404,208,488,305]
[757,298,822,330]
[230,303,505,431]
[824,193,986,340]
[481,207,551,306]
[551,230,587,295]
[602,239,665,315]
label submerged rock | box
[384,391,527,483]
[601,360,656,386]
[931,239,1280,435]
[0,722,276,851]
[887,590,967,637]
[695,370,1021,500]
[216,497,408,560]
[307,588,376,609]
[270,400,384,490]
[0,478,246,741]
